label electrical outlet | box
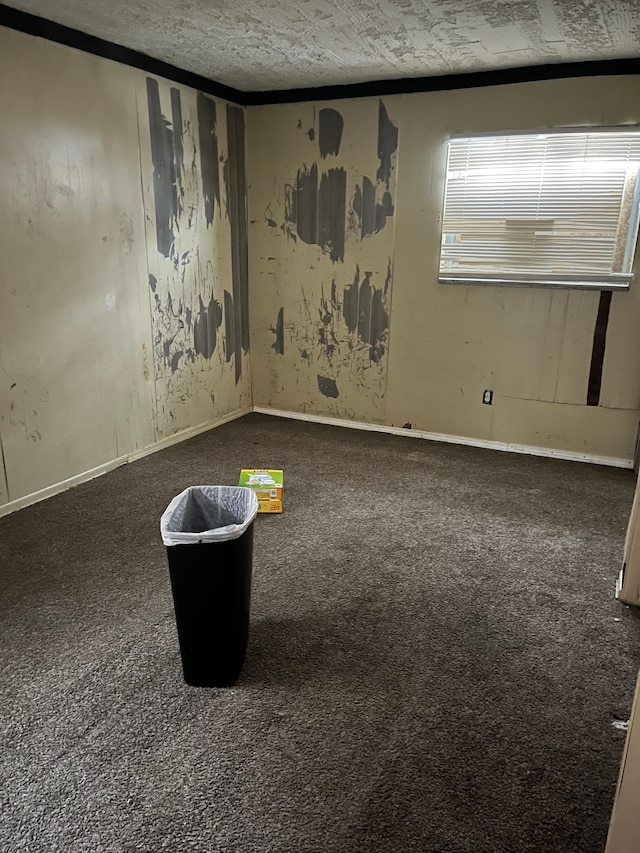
[483,389,493,405]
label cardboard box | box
[239,469,283,513]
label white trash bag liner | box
[161,486,259,546]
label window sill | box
[438,275,631,291]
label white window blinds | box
[439,130,640,289]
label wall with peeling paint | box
[0,27,251,509]
[247,99,397,424]
[247,76,640,461]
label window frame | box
[438,126,640,292]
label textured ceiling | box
[5,0,640,92]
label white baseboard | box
[0,457,129,519]
[0,405,253,519]
[253,406,634,469]
[128,406,253,462]
[1,401,631,519]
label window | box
[439,129,640,289]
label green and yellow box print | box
[239,469,283,513]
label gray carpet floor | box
[1,412,640,853]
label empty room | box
[2,1,640,851]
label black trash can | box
[160,485,259,687]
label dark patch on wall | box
[361,177,376,237]
[587,291,612,406]
[163,338,172,369]
[185,306,192,332]
[318,169,346,263]
[342,261,391,363]
[171,350,183,373]
[224,290,235,363]
[226,104,250,383]
[318,109,344,158]
[318,282,340,360]
[146,77,178,257]
[149,274,157,292]
[369,284,390,364]
[357,272,373,343]
[271,307,285,355]
[193,293,223,360]
[343,266,360,334]
[265,204,279,228]
[351,172,395,241]
[293,164,346,262]
[170,87,184,213]
[307,128,315,141]
[376,101,398,187]
[317,375,339,398]
[295,164,319,245]
[197,92,220,227]
[375,191,394,232]
[222,157,231,220]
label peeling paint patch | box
[317,375,339,398]
[343,265,360,333]
[319,169,346,263]
[170,88,184,213]
[265,204,279,228]
[149,274,158,292]
[226,104,250,382]
[197,92,220,227]
[146,77,178,257]
[342,260,391,363]
[351,176,395,239]
[295,163,319,244]
[318,108,343,158]
[222,156,231,221]
[141,342,150,381]
[292,164,346,262]
[377,100,399,187]
[193,293,223,360]
[375,190,394,232]
[361,177,376,237]
[318,282,340,360]
[271,307,285,355]
[224,289,235,363]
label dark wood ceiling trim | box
[247,58,640,104]
[2,4,639,106]
[0,4,247,104]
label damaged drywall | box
[342,262,391,364]
[271,307,285,355]
[282,100,397,265]
[226,104,251,382]
[248,96,398,421]
[318,108,343,158]
[141,78,251,438]
[197,91,220,227]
